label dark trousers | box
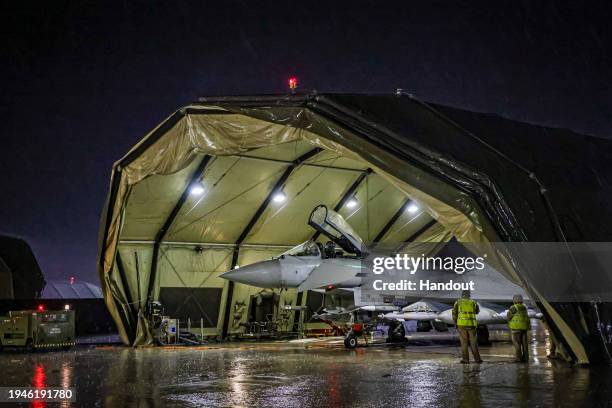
[511,329,529,362]
[457,327,481,362]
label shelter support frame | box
[221,148,323,338]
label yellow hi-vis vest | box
[509,303,529,330]
[455,298,478,327]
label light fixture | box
[407,203,419,214]
[37,304,45,312]
[190,183,205,196]
[345,197,358,209]
[272,190,287,203]
[64,304,70,310]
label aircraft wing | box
[402,299,449,313]
[499,309,543,320]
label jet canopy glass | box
[282,241,321,257]
[308,205,366,256]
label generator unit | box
[0,307,75,351]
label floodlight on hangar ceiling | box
[272,190,287,203]
[407,203,420,214]
[190,183,205,196]
[345,197,359,209]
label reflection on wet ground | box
[1,326,612,407]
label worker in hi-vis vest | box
[452,290,482,364]
[507,294,530,363]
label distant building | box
[42,280,103,299]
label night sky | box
[1,1,611,284]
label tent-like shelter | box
[0,235,46,299]
[99,93,612,364]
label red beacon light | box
[288,76,298,92]
[37,304,45,312]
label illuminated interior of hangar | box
[102,107,495,343]
[117,143,460,334]
[99,94,612,364]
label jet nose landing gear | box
[344,333,358,348]
[344,323,366,349]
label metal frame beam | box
[312,168,372,241]
[235,154,365,173]
[371,198,413,244]
[404,219,437,243]
[221,147,323,338]
[119,240,294,250]
[399,218,438,248]
[114,251,136,344]
[393,219,438,255]
[146,155,213,310]
[115,252,137,318]
[293,291,305,332]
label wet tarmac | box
[1,329,612,407]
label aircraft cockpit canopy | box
[281,239,343,259]
[282,240,321,257]
[308,205,366,256]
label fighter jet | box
[221,204,527,303]
[380,299,543,344]
[383,301,543,326]
[221,205,536,347]
[221,205,365,292]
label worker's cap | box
[461,289,471,298]
[513,294,523,303]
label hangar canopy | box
[99,93,612,364]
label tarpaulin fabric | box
[100,106,484,347]
[99,93,612,363]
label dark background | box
[1,1,611,284]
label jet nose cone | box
[220,259,282,288]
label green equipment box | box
[0,308,75,351]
